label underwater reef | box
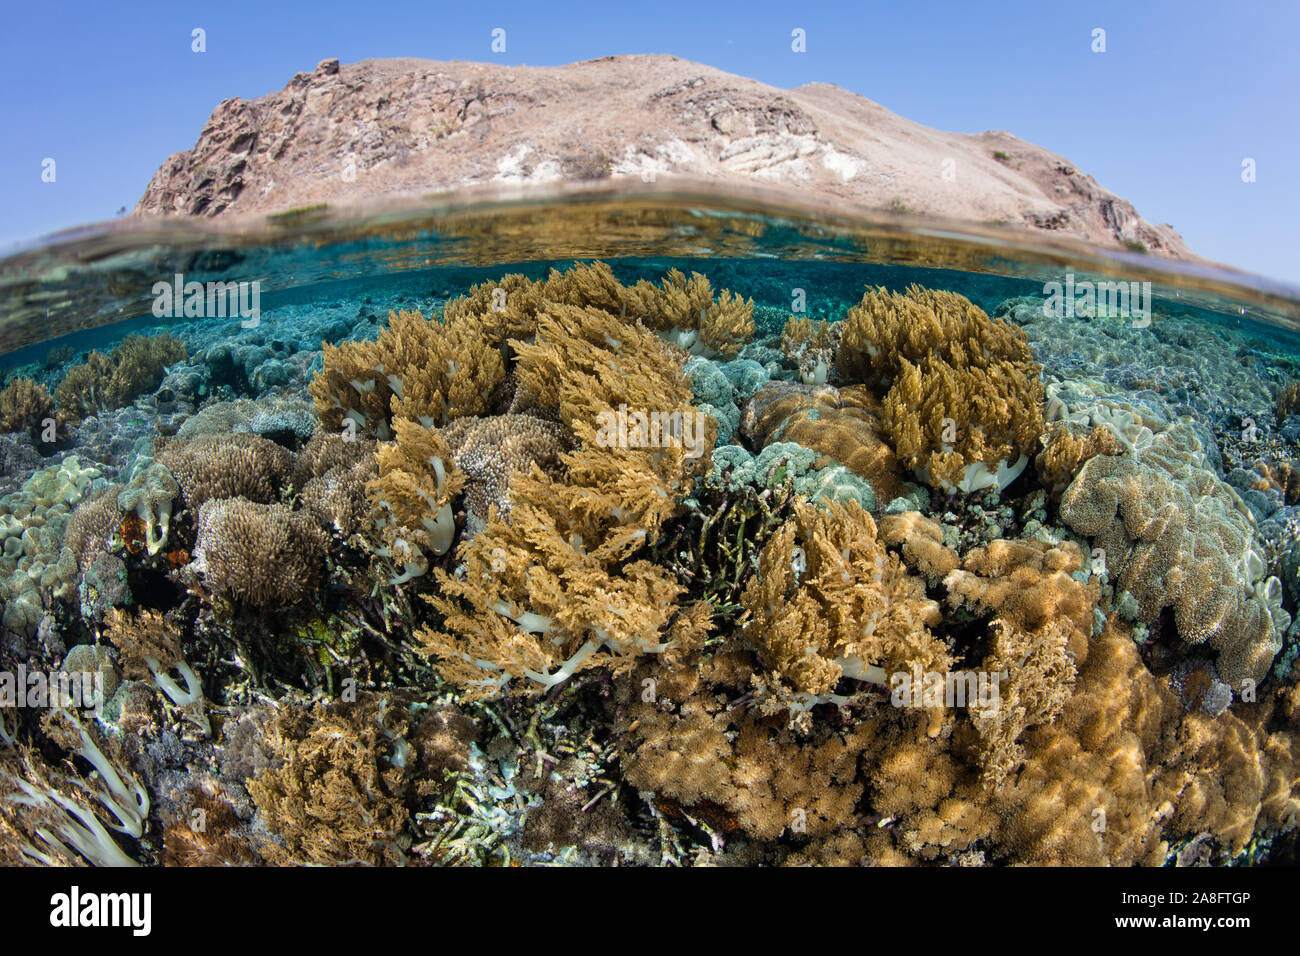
[2,261,1300,867]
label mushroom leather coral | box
[742,498,948,698]
[1059,422,1287,686]
[836,285,1044,491]
[741,382,904,505]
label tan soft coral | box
[420,306,704,700]
[55,333,186,425]
[1036,421,1124,495]
[1059,422,1287,686]
[366,417,466,583]
[780,317,843,385]
[742,498,948,700]
[619,646,874,843]
[837,285,1044,492]
[247,696,412,866]
[0,377,57,442]
[310,308,505,439]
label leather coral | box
[836,285,1044,492]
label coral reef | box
[0,377,57,444]
[247,697,413,865]
[157,433,294,509]
[780,317,842,385]
[741,382,904,505]
[421,304,705,700]
[741,499,948,699]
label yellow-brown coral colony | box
[5,259,1298,871]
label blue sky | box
[1,0,1295,282]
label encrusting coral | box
[836,285,1044,492]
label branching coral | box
[836,285,1044,492]
[55,333,186,425]
[1059,422,1288,686]
[191,499,328,606]
[741,498,948,703]
[157,433,294,509]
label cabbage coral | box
[836,285,1044,492]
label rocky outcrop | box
[135,54,1194,259]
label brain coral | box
[191,498,328,606]
[1059,422,1288,687]
[836,285,1044,492]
